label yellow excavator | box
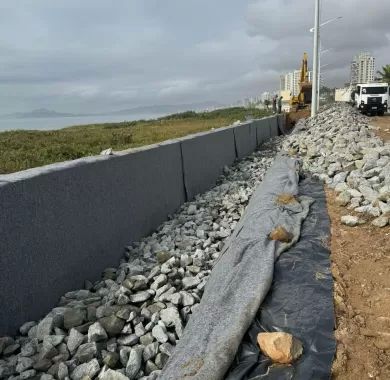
[290,53,312,111]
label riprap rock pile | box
[283,104,389,226]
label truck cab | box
[354,82,389,116]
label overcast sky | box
[0,0,389,113]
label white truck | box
[353,82,389,116]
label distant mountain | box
[1,102,224,120]
[109,102,223,116]
[2,108,77,119]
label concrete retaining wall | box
[0,115,283,335]
[180,127,236,200]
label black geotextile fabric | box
[225,177,336,380]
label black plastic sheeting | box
[226,177,336,380]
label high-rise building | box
[350,52,375,85]
[281,70,313,97]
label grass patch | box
[0,107,271,174]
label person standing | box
[272,96,277,113]
[278,96,283,114]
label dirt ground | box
[327,189,390,377]
[286,109,311,129]
[370,114,390,142]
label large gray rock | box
[74,342,97,363]
[134,323,146,338]
[99,316,125,337]
[143,342,159,362]
[378,185,390,201]
[159,342,174,357]
[0,364,15,379]
[39,341,58,360]
[117,334,139,346]
[16,358,34,373]
[57,362,69,380]
[354,205,380,217]
[100,368,129,380]
[67,328,85,353]
[36,317,54,340]
[103,352,119,368]
[33,359,52,372]
[0,337,13,355]
[181,276,201,290]
[160,307,183,336]
[150,275,168,290]
[335,191,351,207]
[64,309,86,330]
[372,216,389,228]
[43,335,64,347]
[151,325,168,344]
[129,291,152,303]
[20,340,38,357]
[88,322,108,342]
[126,347,143,379]
[70,359,100,380]
[19,369,36,379]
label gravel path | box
[0,136,284,380]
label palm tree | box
[376,65,390,83]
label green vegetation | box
[376,64,390,84]
[0,107,271,174]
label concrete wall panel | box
[0,142,185,334]
[254,119,270,146]
[277,114,287,135]
[180,127,236,200]
[233,122,257,160]
[269,116,279,137]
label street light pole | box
[311,0,320,117]
[317,41,321,111]
[310,14,342,114]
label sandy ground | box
[328,118,390,379]
[370,114,390,142]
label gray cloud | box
[0,0,389,113]
[247,0,390,85]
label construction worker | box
[278,96,283,114]
[272,96,277,113]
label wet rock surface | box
[283,105,390,222]
[0,137,283,380]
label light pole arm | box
[310,16,342,32]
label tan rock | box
[257,332,303,364]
